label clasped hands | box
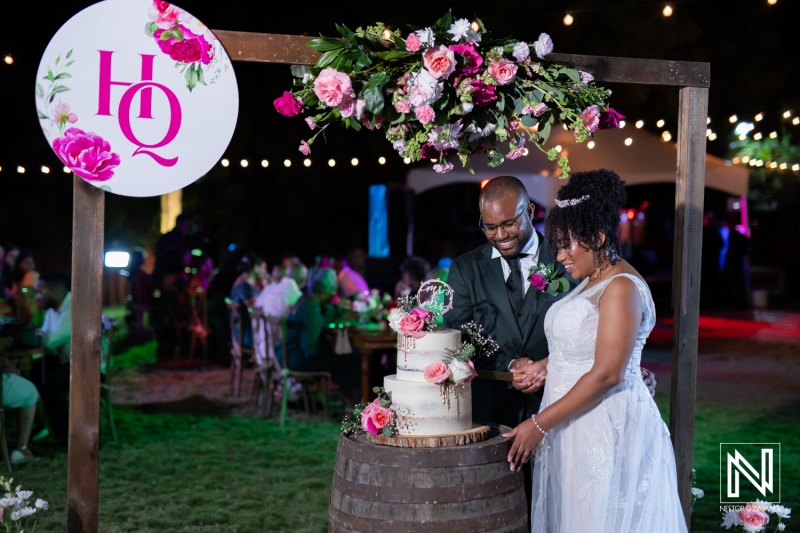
[509,357,547,394]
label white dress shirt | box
[255,278,303,319]
[41,291,72,364]
[490,231,540,295]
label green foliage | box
[729,129,800,212]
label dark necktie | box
[506,256,523,315]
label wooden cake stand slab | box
[366,424,491,448]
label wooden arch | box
[67,31,709,532]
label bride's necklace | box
[589,260,611,283]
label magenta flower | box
[449,43,483,76]
[273,91,303,117]
[598,108,626,130]
[52,127,120,182]
[470,80,497,106]
[530,273,547,291]
[154,24,214,65]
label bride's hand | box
[503,419,545,471]
[510,359,547,394]
[641,367,657,397]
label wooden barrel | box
[329,427,528,533]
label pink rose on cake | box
[396,308,433,338]
[360,398,393,435]
[423,361,451,384]
[448,358,477,385]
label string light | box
[708,133,717,141]
[794,117,800,126]
[707,117,711,124]
[351,158,359,166]
[755,113,763,122]
[656,119,665,128]
[17,166,25,174]
[780,163,787,170]
[283,159,291,167]
[63,166,71,173]
[41,165,50,174]
[587,141,596,149]
[663,5,673,17]
[618,120,626,128]
[753,132,762,140]
[783,110,792,118]
[378,157,386,165]
[328,159,336,167]
[261,160,269,168]
[741,156,750,163]
[554,145,562,152]
[563,13,574,25]
[793,164,799,171]
[240,159,248,168]
[769,131,778,139]
[624,137,633,146]
[0,166,2,172]
[732,157,741,164]
[661,131,672,142]
[403,157,411,164]
[381,29,392,40]
[303,158,312,167]
[706,128,712,137]
[767,0,777,5]
[3,55,12,65]
[220,158,229,167]
[470,21,480,32]
[739,134,747,141]
[635,120,644,128]
[729,115,738,123]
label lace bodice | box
[543,273,655,378]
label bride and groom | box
[444,172,687,532]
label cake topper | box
[416,279,454,316]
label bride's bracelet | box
[531,415,547,437]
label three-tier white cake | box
[383,329,473,435]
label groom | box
[444,176,656,428]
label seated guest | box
[36,270,72,446]
[283,268,360,394]
[2,357,39,463]
[229,255,264,349]
[255,261,307,319]
[332,257,369,298]
[2,244,19,298]
[394,256,430,298]
[11,251,40,325]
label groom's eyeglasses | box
[479,206,529,235]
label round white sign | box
[35,0,238,197]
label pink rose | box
[530,273,547,291]
[394,99,412,114]
[305,116,317,129]
[415,105,436,125]
[423,361,452,384]
[738,508,769,530]
[489,59,518,85]
[405,33,421,52]
[532,102,548,117]
[465,360,478,383]
[598,108,625,130]
[360,400,378,433]
[52,127,120,182]
[579,105,600,133]
[147,0,183,28]
[422,45,456,79]
[299,140,311,155]
[398,314,426,338]
[339,98,366,120]
[470,80,497,107]
[410,308,434,321]
[449,43,483,76]
[371,404,393,429]
[313,67,355,108]
[154,24,214,65]
[273,91,303,117]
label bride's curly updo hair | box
[545,168,627,263]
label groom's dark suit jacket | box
[444,231,574,428]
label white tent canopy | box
[406,126,748,208]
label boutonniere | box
[528,262,570,296]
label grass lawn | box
[9,339,798,532]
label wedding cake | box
[383,329,473,436]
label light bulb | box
[563,13,574,26]
[663,5,673,17]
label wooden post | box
[67,177,104,533]
[670,86,709,522]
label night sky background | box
[1,0,798,290]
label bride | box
[504,169,688,532]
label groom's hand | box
[641,367,657,397]
[510,358,546,394]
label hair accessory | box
[554,194,590,208]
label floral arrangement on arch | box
[386,294,436,338]
[721,501,791,532]
[423,321,499,388]
[0,476,49,533]
[273,10,622,176]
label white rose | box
[387,309,408,332]
[407,69,442,107]
[448,359,472,385]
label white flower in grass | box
[778,523,786,531]
[0,497,18,507]
[691,487,704,498]
[11,506,37,520]
[35,498,48,511]
[769,504,791,518]
[512,42,529,62]
[16,490,33,500]
[448,19,472,42]
[721,509,743,529]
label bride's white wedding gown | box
[530,273,688,533]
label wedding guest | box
[36,270,72,446]
[255,261,307,319]
[505,169,687,532]
[283,268,360,394]
[332,257,369,298]
[1,244,19,296]
[394,256,430,298]
[11,250,40,325]
[127,248,153,335]
[205,247,246,366]
[229,255,264,350]
[2,355,39,463]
